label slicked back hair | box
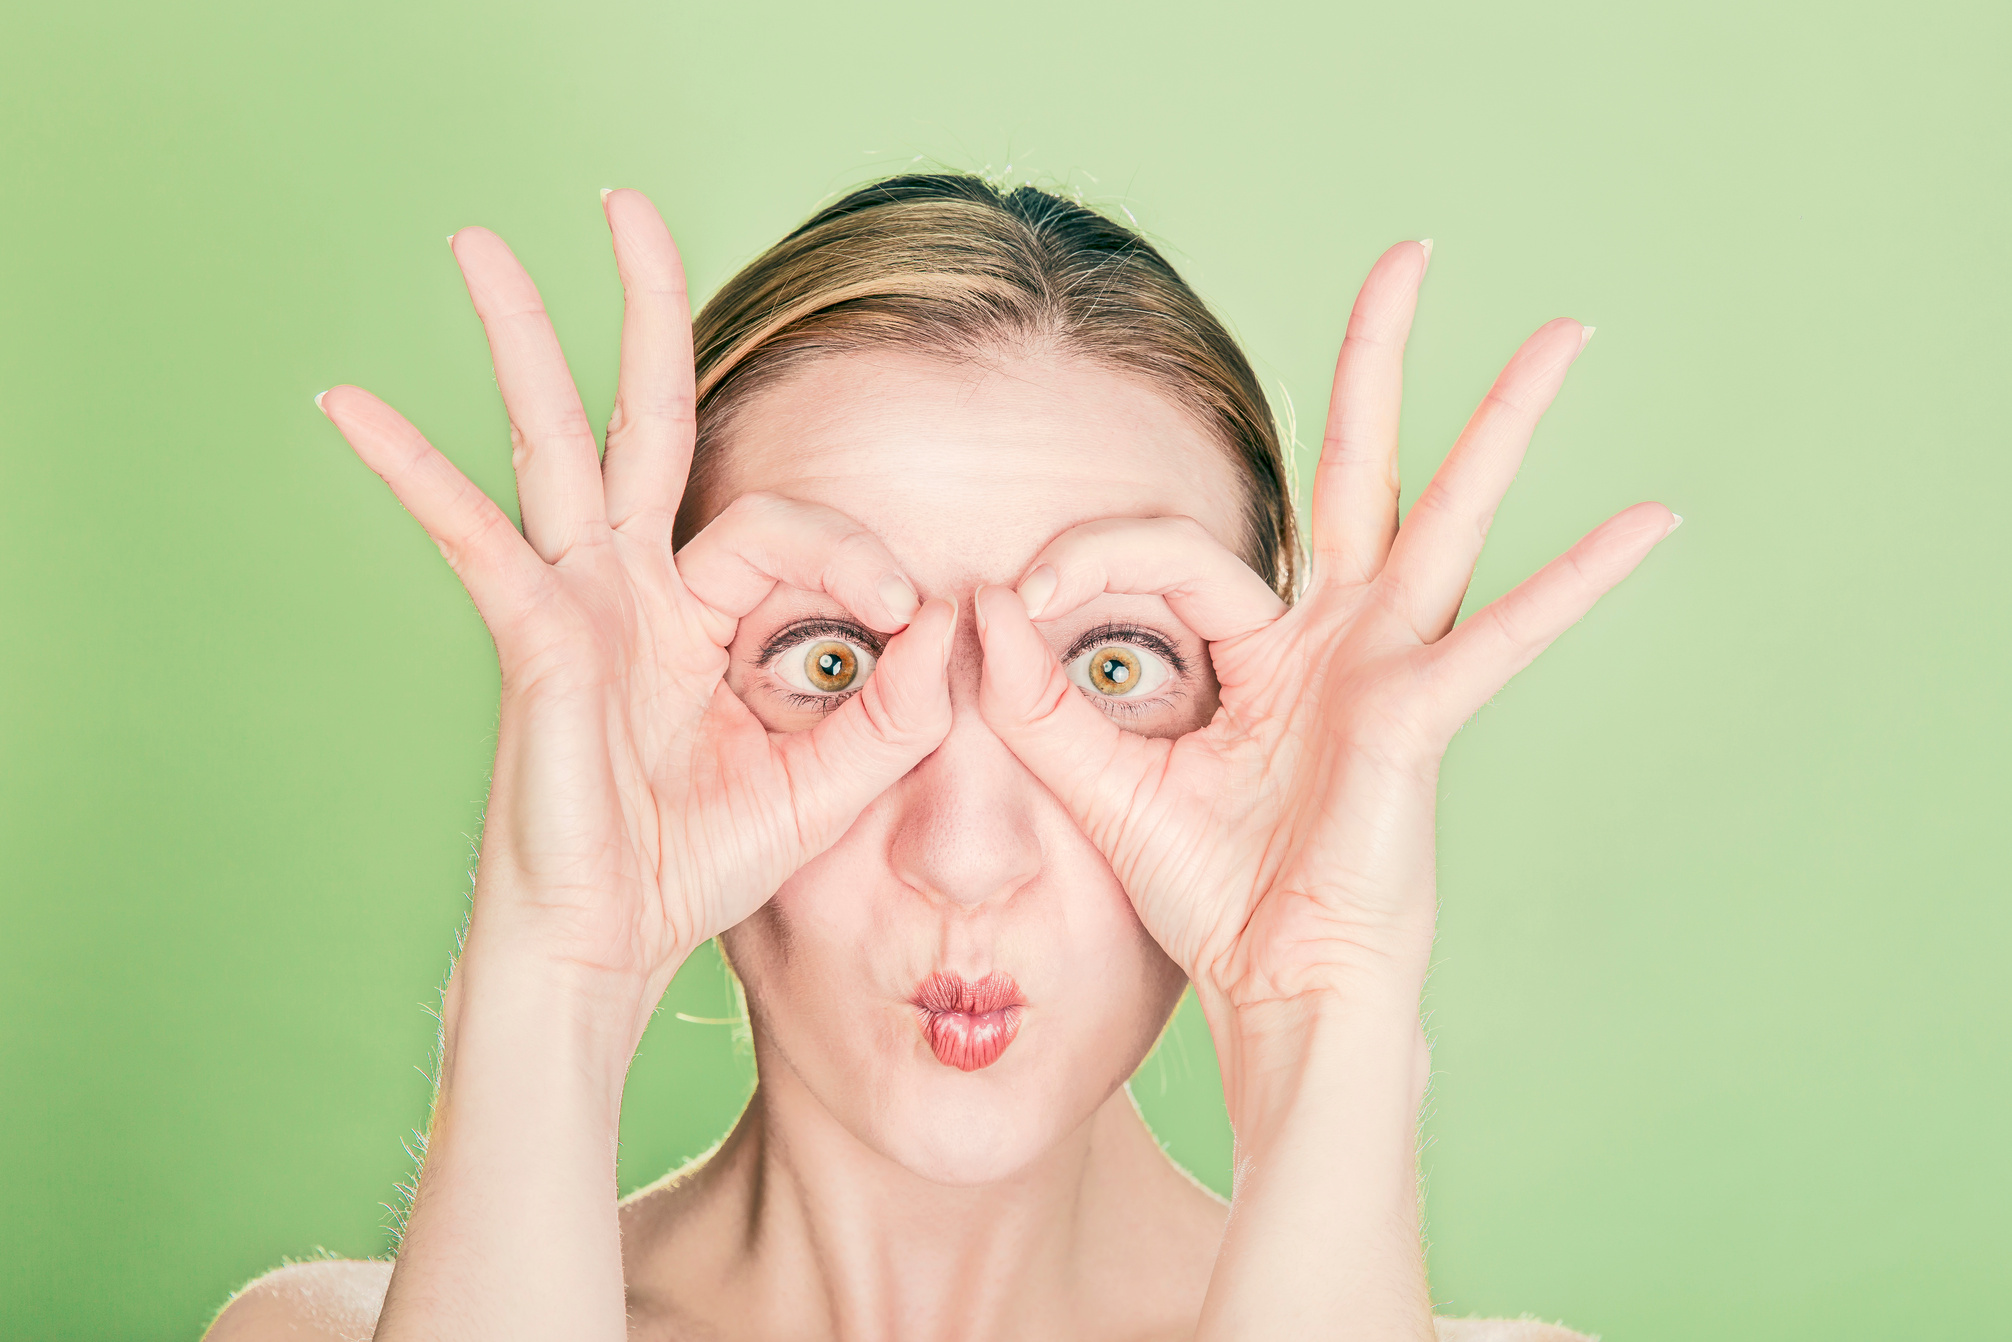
[680,173,1300,598]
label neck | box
[622,1044,1223,1342]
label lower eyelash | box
[1078,688,1178,719]
[779,690,852,714]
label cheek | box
[1180,662,1222,732]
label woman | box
[208,174,1675,1341]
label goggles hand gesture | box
[974,242,1676,1009]
[318,191,955,1012]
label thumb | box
[972,584,1164,851]
[775,597,957,846]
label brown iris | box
[804,640,859,692]
[1087,646,1141,695]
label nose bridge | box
[885,677,1043,911]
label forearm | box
[1195,979,1435,1342]
[371,927,662,1342]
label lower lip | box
[912,972,1024,1072]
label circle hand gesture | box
[318,191,956,1007]
[973,242,1675,1009]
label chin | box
[863,1047,1086,1186]
[747,991,1138,1188]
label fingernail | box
[877,574,920,626]
[1018,564,1058,620]
[600,187,613,202]
[973,589,990,637]
[1579,325,1597,349]
[446,233,457,247]
[1418,238,1434,270]
[941,601,960,668]
[1666,512,1684,535]
[313,390,329,415]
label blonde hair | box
[679,174,1300,597]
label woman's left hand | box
[972,240,1676,1014]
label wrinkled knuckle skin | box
[723,489,786,525]
[829,526,884,573]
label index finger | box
[1014,515,1286,643]
[674,492,924,642]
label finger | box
[1015,516,1286,643]
[1427,502,1677,735]
[1386,317,1592,639]
[318,385,551,634]
[776,597,957,844]
[450,226,607,563]
[974,584,1165,848]
[599,189,696,535]
[1309,240,1430,587]
[674,492,922,641]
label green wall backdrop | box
[2,1,2006,1337]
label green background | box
[2,0,2005,1336]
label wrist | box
[1198,980,1429,1147]
[443,927,679,1094]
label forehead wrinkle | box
[706,348,1248,592]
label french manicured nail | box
[1018,565,1058,620]
[1579,325,1597,349]
[878,574,920,626]
[1418,238,1434,269]
[313,390,329,414]
[1666,512,1684,535]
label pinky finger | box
[318,385,551,634]
[1427,502,1678,734]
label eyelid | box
[1058,622,1190,676]
[755,617,885,667]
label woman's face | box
[707,346,1250,1186]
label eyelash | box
[757,618,884,713]
[750,619,1189,717]
[1061,622,1189,718]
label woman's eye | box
[1065,642,1172,701]
[771,635,877,698]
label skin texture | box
[207,188,1668,1341]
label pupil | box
[819,654,842,675]
[1103,659,1129,683]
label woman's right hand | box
[317,190,956,1020]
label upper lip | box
[911,971,1024,1015]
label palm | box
[318,192,951,991]
[977,241,1674,1003]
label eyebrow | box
[1059,621,1191,676]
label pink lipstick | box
[912,972,1024,1072]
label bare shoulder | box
[1434,1317,1597,1342]
[203,1258,393,1341]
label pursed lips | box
[911,972,1024,1071]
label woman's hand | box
[318,192,954,1342]
[972,240,1675,1013]
[319,190,956,1019]
[975,238,1671,1340]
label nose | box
[884,668,1044,912]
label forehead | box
[700,348,1249,589]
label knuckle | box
[827,526,888,579]
[720,489,784,526]
[1485,598,1535,649]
